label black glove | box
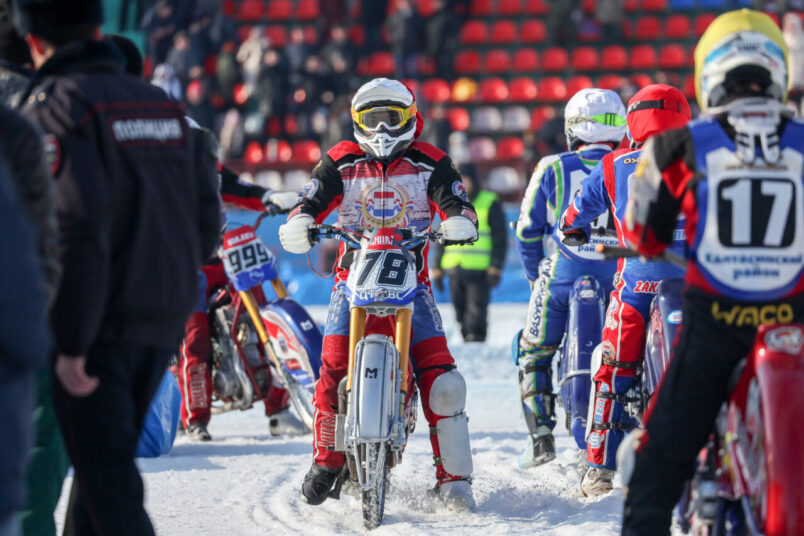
[562,228,589,247]
[431,268,444,292]
[487,267,502,288]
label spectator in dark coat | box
[388,0,420,79]
[361,0,388,57]
[141,0,181,64]
[256,46,289,117]
[426,0,460,79]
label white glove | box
[279,214,315,254]
[262,190,299,211]
[440,215,478,242]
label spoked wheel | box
[361,445,388,530]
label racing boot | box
[300,463,341,505]
[186,423,211,442]
[580,466,615,496]
[431,478,476,511]
[518,425,556,469]
[268,408,308,437]
[514,331,557,468]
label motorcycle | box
[306,224,446,529]
[208,212,323,430]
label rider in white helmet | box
[513,88,626,469]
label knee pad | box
[436,412,473,477]
[429,369,466,417]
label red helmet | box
[626,84,691,144]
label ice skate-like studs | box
[268,408,308,437]
[517,426,556,469]
[580,466,615,497]
[431,478,477,512]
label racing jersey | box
[290,140,477,282]
[562,147,686,285]
[516,144,618,281]
[625,114,804,301]
[219,164,268,211]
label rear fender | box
[642,278,684,397]
[261,298,323,389]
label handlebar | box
[308,224,459,250]
[594,244,687,270]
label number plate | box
[221,226,278,292]
[346,249,417,306]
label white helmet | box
[351,78,417,162]
[563,88,627,151]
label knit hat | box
[0,0,30,64]
[12,0,103,37]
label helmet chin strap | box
[717,97,792,164]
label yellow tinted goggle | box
[351,103,417,131]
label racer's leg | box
[178,270,213,430]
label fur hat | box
[12,0,103,37]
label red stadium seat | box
[296,0,320,19]
[417,0,437,16]
[765,12,781,27]
[238,0,263,20]
[265,26,287,47]
[292,140,321,165]
[479,78,509,102]
[284,114,299,136]
[264,139,292,163]
[401,79,419,96]
[484,49,511,73]
[267,0,292,20]
[539,77,568,102]
[530,106,556,130]
[422,79,451,103]
[572,46,599,71]
[641,0,666,11]
[460,20,489,44]
[630,73,653,88]
[694,14,716,37]
[497,137,525,159]
[303,25,317,45]
[659,44,687,69]
[266,116,282,138]
[624,0,638,11]
[470,0,493,15]
[634,16,662,41]
[418,56,436,76]
[447,107,470,131]
[520,19,547,43]
[600,45,628,71]
[682,74,696,99]
[525,0,550,14]
[596,74,625,91]
[244,141,263,165]
[203,55,217,77]
[582,0,596,12]
[490,20,517,44]
[542,47,569,72]
[454,50,482,74]
[512,49,539,72]
[367,52,395,76]
[222,0,235,16]
[509,77,539,101]
[349,25,365,45]
[630,45,658,70]
[497,0,522,15]
[568,75,594,96]
[233,83,248,106]
[665,14,692,39]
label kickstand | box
[328,465,350,500]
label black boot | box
[300,463,341,505]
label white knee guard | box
[431,370,473,477]
[585,343,605,440]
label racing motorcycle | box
[208,212,323,430]
[306,224,447,529]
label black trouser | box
[54,342,172,536]
[622,289,804,535]
[447,267,490,342]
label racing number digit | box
[718,178,795,248]
[377,252,407,286]
[356,251,383,286]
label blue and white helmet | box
[563,88,627,151]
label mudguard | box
[136,370,181,458]
[261,298,323,390]
[642,278,684,399]
[558,275,606,450]
[350,334,398,441]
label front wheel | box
[362,453,387,530]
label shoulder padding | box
[327,141,364,162]
[409,141,447,162]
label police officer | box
[13,1,221,534]
[432,163,507,342]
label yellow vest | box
[441,190,497,271]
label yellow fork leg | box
[239,290,270,345]
[346,307,366,391]
[271,278,289,299]
[395,308,412,396]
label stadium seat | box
[488,166,522,194]
[233,83,249,106]
[479,78,509,102]
[401,79,419,96]
[572,46,599,71]
[497,0,523,15]
[265,26,288,47]
[698,0,726,8]
[238,0,263,20]
[267,0,292,20]
[623,0,638,11]
[422,79,451,103]
[630,44,658,70]
[490,20,517,44]
[468,137,496,161]
[418,56,436,76]
[525,0,550,15]
[266,116,283,137]
[634,16,662,41]
[542,47,570,72]
[530,106,556,130]
[596,74,625,91]
[520,19,547,43]
[236,25,252,43]
[471,106,503,132]
[497,137,525,159]
[284,114,299,136]
[502,106,531,132]
[539,77,568,102]
[417,0,438,16]
[447,107,471,131]
[668,0,696,9]
[203,55,217,77]
[292,140,321,165]
[682,74,696,99]
[367,52,395,76]
[244,141,263,165]
[509,77,539,101]
[460,20,489,45]
[659,44,687,69]
[600,45,628,71]
[454,50,482,74]
[222,0,235,16]
[512,49,540,72]
[349,25,365,45]
[264,139,292,163]
[664,14,692,39]
[582,0,596,13]
[470,0,493,15]
[452,78,479,102]
[694,14,716,37]
[630,73,653,88]
[484,49,511,73]
[567,75,594,96]
[640,0,666,11]
[296,0,320,19]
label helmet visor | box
[352,103,417,131]
[564,113,627,135]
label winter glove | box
[439,215,478,244]
[262,190,299,212]
[487,266,502,288]
[431,268,444,291]
[561,228,588,247]
[279,214,315,254]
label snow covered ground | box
[55,303,623,535]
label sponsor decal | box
[633,280,660,294]
[606,312,619,331]
[223,229,256,248]
[249,267,264,281]
[43,134,61,175]
[300,179,320,200]
[764,325,803,355]
[601,340,616,360]
[711,302,794,328]
[300,320,314,331]
[359,184,411,228]
[588,432,602,448]
[461,208,478,225]
[111,118,183,142]
[452,180,469,202]
[622,157,639,165]
[667,310,683,324]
